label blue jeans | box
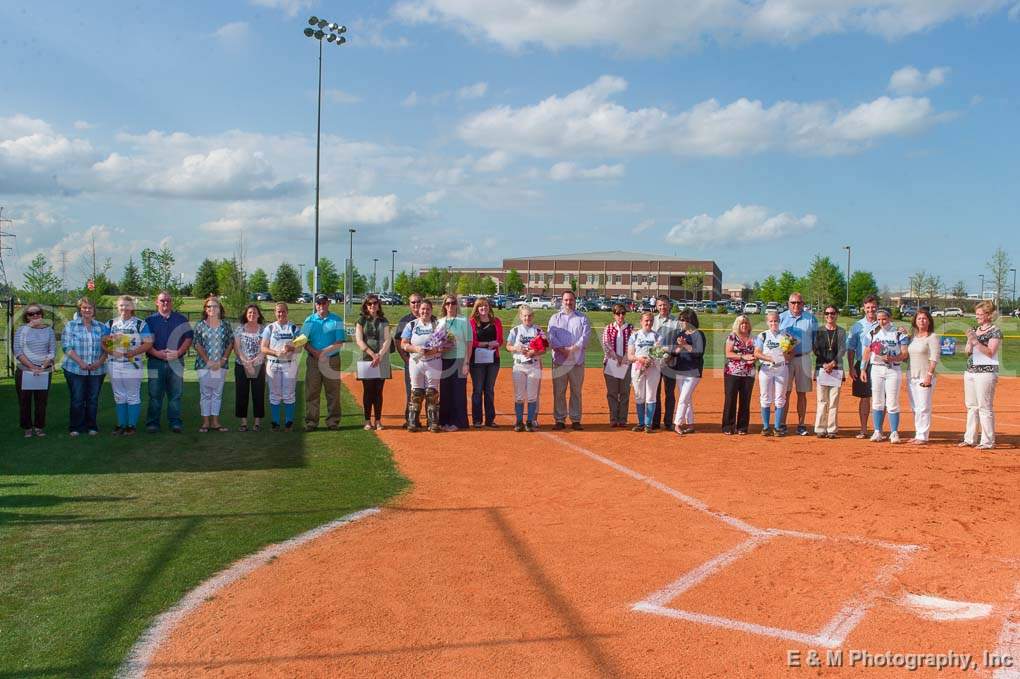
[470,361,499,425]
[147,358,185,429]
[66,372,105,433]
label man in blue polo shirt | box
[778,292,817,436]
[144,290,193,433]
[302,294,346,430]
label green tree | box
[950,280,967,302]
[271,262,302,303]
[756,275,779,303]
[907,270,927,303]
[682,272,705,300]
[986,246,1012,304]
[802,255,847,309]
[478,276,497,296]
[249,268,270,293]
[848,270,879,307]
[923,274,943,307]
[393,271,413,299]
[338,264,368,296]
[382,276,389,293]
[421,269,444,297]
[140,246,177,295]
[193,258,220,299]
[307,258,341,293]
[456,274,473,295]
[120,257,143,295]
[504,269,524,295]
[22,254,64,302]
[776,271,800,303]
[216,257,247,317]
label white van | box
[743,302,760,314]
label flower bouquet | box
[778,333,798,354]
[636,344,668,376]
[102,333,132,352]
[868,340,886,364]
[528,332,549,353]
[414,325,448,361]
[291,335,309,349]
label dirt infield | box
[142,369,1019,678]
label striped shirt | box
[14,324,56,367]
[61,318,110,375]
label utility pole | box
[0,207,14,293]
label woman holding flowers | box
[754,310,793,436]
[861,308,909,443]
[506,305,546,432]
[104,295,153,435]
[439,294,472,432]
[234,304,266,432]
[401,298,443,432]
[193,296,234,433]
[628,311,663,433]
[722,314,756,435]
[601,303,633,428]
[62,297,109,437]
[14,303,56,437]
[961,300,1002,449]
[261,302,300,432]
[671,308,706,435]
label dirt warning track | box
[140,369,1019,678]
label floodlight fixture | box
[308,16,318,25]
[304,27,314,37]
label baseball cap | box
[314,293,330,304]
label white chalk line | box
[993,581,1020,679]
[900,593,994,621]
[115,508,380,679]
[541,433,928,648]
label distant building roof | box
[509,251,708,262]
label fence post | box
[5,296,14,377]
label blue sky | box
[1,0,1017,293]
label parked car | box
[743,302,761,314]
[330,292,344,303]
[252,291,273,302]
[295,292,313,304]
[848,305,859,316]
[764,302,779,313]
[378,293,403,305]
[491,294,508,309]
[932,307,964,317]
[460,295,477,308]
[511,296,554,309]
[703,301,719,313]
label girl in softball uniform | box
[861,308,909,443]
[505,305,545,432]
[400,299,443,432]
[628,312,661,433]
[105,295,153,435]
[754,311,791,436]
[261,302,300,432]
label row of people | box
[14,291,1003,447]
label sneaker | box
[24,429,33,438]
[889,431,901,444]
[375,422,384,431]
[284,422,293,433]
[855,432,867,439]
[761,427,772,437]
[171,426,183,434]
[524,422,535,432]
[554,422,566,430]
[271,423,281,432]
[571,422,584,431]
[364,423,374,431]
[632,424,645,432]
[776,427,788,437]
[682,427,695,435]
[737,430,747,436]
[33,428,46,437]
[870,431,885,442]
[514,423,524,432]
[112,426,123,436]
[88,430,98,436]
[825,433,836,439]
[723,430,733,436]
[472,422,483,429]
[650,424,661,431]
[124,427,136,436]
[146,426,159,434]
[644,426,654,434]
[69,431,80,437]
[485,422,498,428]
[797,425,809,436]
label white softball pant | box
[267,360,298,405]
[109,362,143,405]
[907,376,935,441]
[197,368,227,417]
[673,375,701,426]
[870,364,901,413]
[631,363,660,405]
[512,361,542,403]
[963,371,997,446]
[758,364,788,408]
[409,357,442,391]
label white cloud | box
[73,120,94,130]
[212,21,250,47]
[0,114,95,194]
[888,66,950,95]
[1011,3,1020,19]
[665,205,818,247]
[328,89,363,104]
[632,219,655,235]
[249,0,312,17]
[402,91,420,107]
[457,82,488,99]
[548,161,625,181]
[393,0,1009,53]
[460,75,939,158]
[474,150,511,172]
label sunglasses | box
[444,301,456,306]
[27,310,42,317]
[367,302,380,306]
[824,311,837,315]
[789,301,803,305]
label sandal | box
[238,424,248,432]
[216,426,230,433]
[253,424,261,432]
[198,427,209,433]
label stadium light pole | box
[390,249,397,294]
[842,245,851,310]
[372,258,378,293]
[979,274,985,301]
[303,16,347,294]
[345,227,356,326]
[1010,268,1017,309]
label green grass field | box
[0,349,408,679]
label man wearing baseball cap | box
[302,294,346,430]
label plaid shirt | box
[61,318,110,376]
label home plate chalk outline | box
[541,433,1015,653]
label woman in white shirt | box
[961,301,1002,449]
[505,305,546,432]
[754,311,792,437]
[862,308,909,443]
[906,308,939,444]
[627,312,661,433]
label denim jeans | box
[470,361,499,425]
[147,358,185,429]
[66,372,105,433]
